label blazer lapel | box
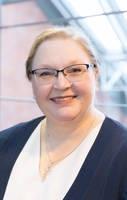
[63,117,116,200]
[0,117,43,200]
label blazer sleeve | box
[120,144,127,200]
[122,168,127,199]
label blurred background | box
[0,0,127,130]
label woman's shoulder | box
[101,116,127,150]
[0,116,44,143]
[103,116,127,134]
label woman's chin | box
[56,115,76,122]
[52,110,80,122]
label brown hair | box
[26,26,98,80]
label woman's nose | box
[53,72,72,90]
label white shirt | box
[3,118,104,200]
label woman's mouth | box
[50,95,77,104]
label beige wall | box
[0,0,51,130]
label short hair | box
[26,26,98,80]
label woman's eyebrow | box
[68,60,81,65]
[35,64,52,68]
[35,60,84,69]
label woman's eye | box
[68,67,82,73]
[39,71,53,77]
[73,68,82,72]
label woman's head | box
[26,26,98,80]
[27,26,99,122]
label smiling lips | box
[50,95,77,104]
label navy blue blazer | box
[0,116,127,200]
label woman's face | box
[31,38,98,122]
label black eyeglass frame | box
[30,63,96,77]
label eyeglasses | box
[30,63,96,85]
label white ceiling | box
[51,0,127,90]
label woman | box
[0,26,127,200]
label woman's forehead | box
[32,39,91,67]
[34,38,91,58]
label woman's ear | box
[94,66,99,79]
[94,66,100,90]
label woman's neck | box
[45,107,104,144]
